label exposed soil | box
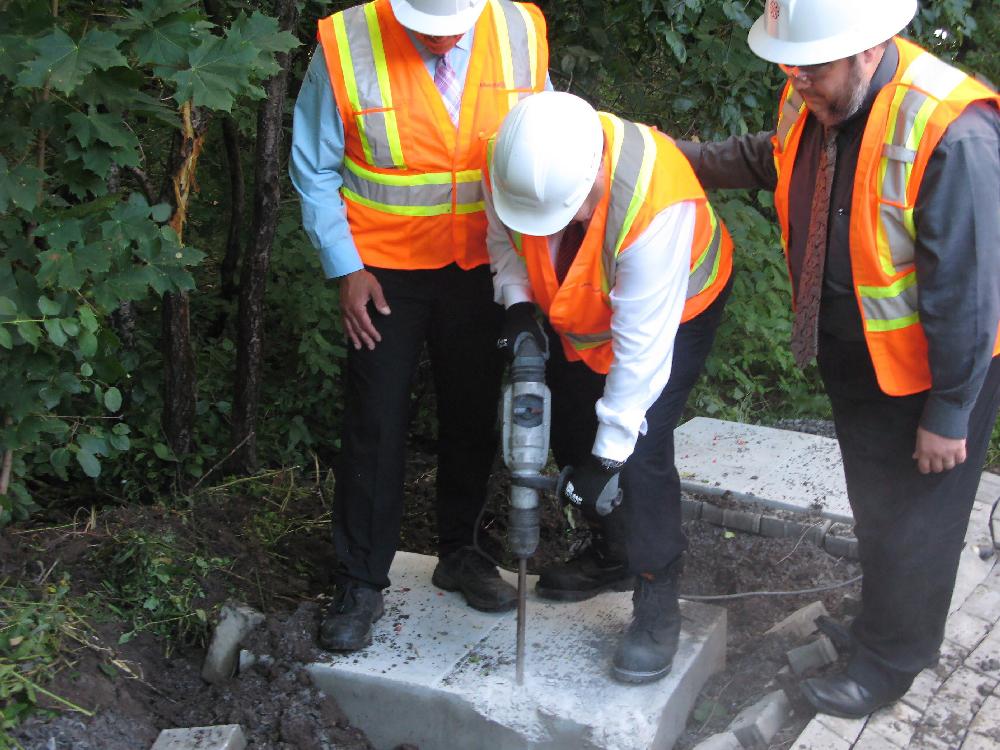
[2,425,872,750]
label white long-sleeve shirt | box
[485,191,695,462]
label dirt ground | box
[3,430,869,750]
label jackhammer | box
[500,332,568,685]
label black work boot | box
[318,581,384,652]
[431,547,517,612]
[536,510,631,602]
[611,560,682,684]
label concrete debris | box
[764,601,828,640]
[727,689,791,748]
[201,603,265,684]
[151,724,246,750]
[237,648,273,674]
[786,635,838,676]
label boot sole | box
[535,577,634,602]
[318,600,385,652]
[611,663,672,685]
[431,570,517,613]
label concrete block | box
[790,719,851,750]
[786,636,838,676]
[764,602,828,641]
[726,689,790,748]
[944,609,992,652]
[308,552,726,750]
[675,418,851,523]
[151,725,246,750]
[201,603,265,684]
[691,731,742,750]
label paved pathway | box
[793,472,1000,749]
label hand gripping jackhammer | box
[501,333,568,685]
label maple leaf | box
[18,28,127,94]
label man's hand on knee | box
[912,426,967,474]
[339,269,391,351]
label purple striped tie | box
[434,53,461,125]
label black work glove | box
[498,302,548,361]
[562,455,624,520]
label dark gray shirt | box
[678,46,1000,438]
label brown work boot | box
[611,560,682,684]
[431,547,517,612]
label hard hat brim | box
[747,1,916,66]
[492,186,585,238]
[390,0,487,36]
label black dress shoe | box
[432,547,517,612]
[536,546,632,602]
[801,672,900,719]
[318,582,384,652]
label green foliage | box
[96,529,230,648]
[0,576,94,734]
[0,0,298,525]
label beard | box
[813,55,870,127]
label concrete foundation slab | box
[308,552,726,750]
[675,418,852,523]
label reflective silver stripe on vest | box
[343,166,452,208]
[565,331,611,348]
[602,119,647,289]
[859,275,920,332]
[879,52,968,269]
[688,207,723,297]
[776,87,805,148]
[494,0,534,92]
[340,5,398,169]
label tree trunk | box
[162,102,211,459]
[230,0,299,473]
[219,116,246,300]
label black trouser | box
[818,333,1000,695]
[332,264,504,590]
[547,278,731,574]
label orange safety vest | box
[316,0,548,271]
[772,36,1000,396]
[486,113,733,374]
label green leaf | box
[18,28,127,94]
[76,450,101,478]
[44,318,67,346]
[0,156,45,212]
[0,326,11,349]
[37,295,61,315]
[16,321,41,347]
[0,296,16,315]
[169,34,257,111]
[109,433,130,451]
[230,11,300,77]
[153,442,174,461]
[78,306,99,332]
[104,387,123,412]
[80,362,93,376]
[78,330,98,357]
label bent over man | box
[679,0,1000,718]
[485,91,733,683]
[290,0,549,652]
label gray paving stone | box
[862,700,922,748]
[690,731,741,750]
[307,552,726,750]
[902,644,966,714]
[675,418,852,523]
[813,713,865,744]
[960,583,1000,624]
[726,689,790,747]
[791,719,852,749]
[962,732,1000,750]
[944,609,992,652]
[967,694,1000,739]
[976,472,1000,507]
[917,666,997,749]
[968,625,1000,677]
[151,725,246,750]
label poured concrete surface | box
[309,552,726,750]
[675,417,852,523]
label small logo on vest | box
[768,0,780,21]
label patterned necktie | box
[554,221,586,284]
[790,126,839,369]
[434,53,461,125]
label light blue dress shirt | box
[289,30,476,279]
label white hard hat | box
[390,0,487,36]
[491,92,604,237]
[747,0,917,65]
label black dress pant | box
[333,264,504,590]
[818,333,1000,695]
[547,277,731,574]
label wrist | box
[593,455,624,473]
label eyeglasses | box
[778,62,834,85]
